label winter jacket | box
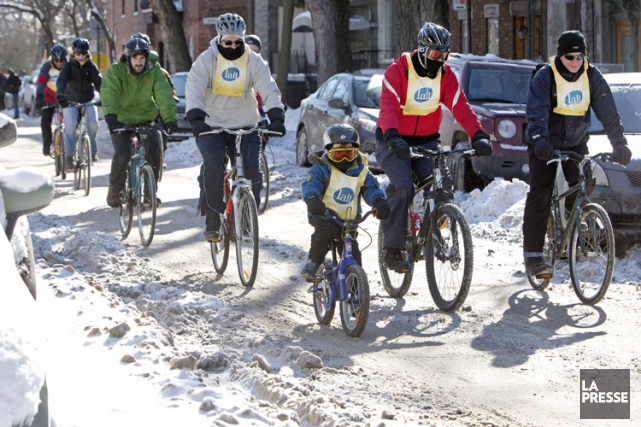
[526,57,626,149]
[5,73,21,95]
[0,73,6,93]
[185,39,283,128]
[36,60,65,104]
[56,57,102,104]
[377,50,483,142]
[101,60,177,125]
[302,150,385,222]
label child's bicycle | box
[68,101,96,196]
[378,146,475,312]
[43,103,65,179]
[310,208,374,337]
[527,150,615,305]
[203,126,281,287]
[114,123,162,247]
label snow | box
[2,107,641,427]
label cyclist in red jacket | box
[35,44,68,156]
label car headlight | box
[497,119,517,139]
[591,160,610,187]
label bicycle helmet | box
[216,13,246,37]
[245,34,261,51]
[417,23,452,68]
[71,37,90,54]
[132,33,151,45]
[51,44,67,60]
[323,124,360,150]
[125,36,150,58]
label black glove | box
[105,114,125,134]
[186,108,212,137]
[306,196,326,216]
[533,138,555,161]
[471,130,493,156]
[35,96,43,111]
[57,95,69,109]
[373,198,391,220]
[164,121,178,135]
[266,108,286,137]
[612,140,631,166]
[387,137,411,160]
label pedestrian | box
[300,124,390,278]
[0,71,6,111]
[376,22,492,272]
[185,12,286,242]
[35,43,68,156]
[522,30,632,278]
[5,69,22,119]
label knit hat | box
[557,30,586,57]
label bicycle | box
[114,123,162,247]
[310,208,373,337]
[43,103,65,179]
[203,126,281,287]
[526,150,615,305]
[377,146,475,312]
[68,101,96,196]
[258,137,272,214]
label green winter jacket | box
[101,60,177,125]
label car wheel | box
[296,128,311,167]
[452,144,485,192]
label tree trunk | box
[395,0,450,57]
[276,0,294,105]
[334,0,352,73]
[85,0,117,64]
[147,0,192,72]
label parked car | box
[170,71,190,133]
[586,72,641,248]
[442,54,539,191]
[21,69,40,116]
[295,69,384,166]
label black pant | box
[308,216,361,266]
[109,128,162,190]
[40,106,55,150]
[522,143,590,255]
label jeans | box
[12,93,19,118]
[63,105,99,157]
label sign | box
[202,17,217,25]
[453,0,466,11]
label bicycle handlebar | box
[114,122,164,135]
[410,146,476,158]
[67,100,101,108]
[199,125,280,137]
[548,150,612,164]
[321,208,376,225]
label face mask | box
[219,43,245,61]
[422,57,444,78]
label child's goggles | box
[328,147,358,162]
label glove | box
[164,121,178,135]
[471,130,493,156]
[266,108,286,137]
[612,141,631,166]
[35,96,43,111]
[105,114,124,134]
[387,136,411,160]
[186,108,212,137]
[533,138,555,161]
[373,198,391,220]
[57,96,69,109]
[306,196,326,216]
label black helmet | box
[125,37,150,58]
[418,22,452,51]
[132,33,151,45]
[51,44,67,60]
[245,34,261,51]
[323,124,360,150]
[71,37,90,53]
[216,13,246,37]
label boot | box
[65,155,74,173]
[524,257,552,277]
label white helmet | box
[216,13,246,37]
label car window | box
[172,74,187,98]
[590,83,641,133]
[317,77,340,101]
[332,77,350,104]
[466,67,531,103]
[354,74,383,108]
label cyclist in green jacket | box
[101,36,177,208]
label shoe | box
[107,185,122,208]
[65,155,74,173]
[524,257,552,278]
[92,154,99,162]
[43,146,50,156]
[143,194,161,206]
[204,214,221,242]
[383,248,411,273]
[300,262,320,279]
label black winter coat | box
[56,58,102,104]
[5,73,21,95]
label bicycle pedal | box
[535,272,554,279]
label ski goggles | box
[423,48,449,62]
[328,147,358,162]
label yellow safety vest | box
[212,49,249,97]
[550,56,590,116]
[322,165,368,220]
[403,52,441,116]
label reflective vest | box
[550,56,590,116]
[403,52,441,116]
[322,165,368,220]
[212,50,249,97]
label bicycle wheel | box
[157,133,165,182]
[73,133,81,191]
[339,265,370,338]
[313,260,335,325]
[211,215,230,274]
[59,132,66,181]
[119,170,133,238]
[81,133,91,196]
[568,203,615,305]
[425,203,473,312]
[137,164,157,247]
[377,219,413,298]
[53,129,63,177]
[235,188,259,287]
[258,149,269,214]
[527,212,556,291]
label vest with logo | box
[550,56,590,116]
[322,165,368,220]
[403,53,441,116]
[213,50,249,97]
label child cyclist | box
[300,124,391,278]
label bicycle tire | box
[81,133,91,196]
[73,131,82,191]
[377,220,413,298]
[313,260,335,325]
[258,149,269,214]
[59,132,67,181]
[568,203,614,305]
[235,188,259,287]
[527,213,555,291]
[119,170,133,238]
[137,164,157,246]
[211,215,231,274]
[53,129,63,177]
[157,133,164,182]
[425,203,473,312]
[339,265,370,337]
